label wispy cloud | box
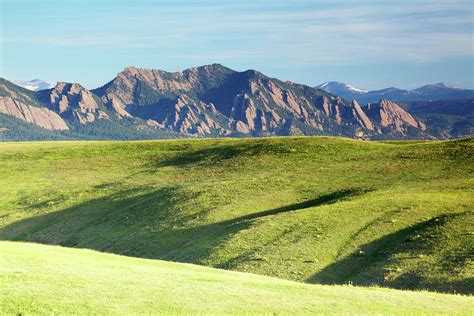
[3,0,472,65]
[2,0,473,89]
[2,34,156,48]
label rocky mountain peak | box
[351,99,374,131]
[52,82,86,95]
[193,63,233,73]
[39,81,109,124]
[123,65,138,71]
[366,99,426,134]
[242,69,263,78]
[119,64,234,80]
[0,78,69,130]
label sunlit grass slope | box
[1,241,473,315]
[0,137,472,293]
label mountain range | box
[1,64,472,141]
[316,82,474,104]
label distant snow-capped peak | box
[316,81,369,94]
[13,79,53,91]
[345,84,370,93]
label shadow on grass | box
[0,187,366,264]
[215,188,368,225]
[308,212,473,294]
[146,141,298,170]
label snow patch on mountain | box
[316,82,369,94]
[12,79,53,91]
[345,84,369,93]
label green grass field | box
[0,137,473,304]
[1,241,473,315]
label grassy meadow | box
[0,136,473,302]
[1,241,473,315]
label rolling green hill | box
[0,137,472,294]
[1,241,472,315]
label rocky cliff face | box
[0,96,69,130]
[93,64,422,138]
[366,99,426,135]
[38,82,109,124]
[0,79,69,130]
[95,64,233,120]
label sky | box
[1,0,473,90]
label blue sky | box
[1,0,473,90]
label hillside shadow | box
[0,187,367,264]
[155,145,248,167]
[308,213,472,294]
[214,188,368,225]
[148,141,296,169]
[0,186,188,252]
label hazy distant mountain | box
[316,82,474,103]
[0,65,472,141]
[398,99,474,139]
[12,79,53,91]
